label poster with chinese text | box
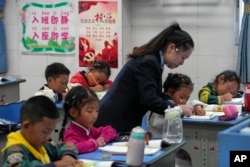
[78,1,118,68]
[20,2,75,54]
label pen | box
[89,73,98,85]
[209,113,214,119]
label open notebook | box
[184,111,224,120]
[98,140,162,155]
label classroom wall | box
[3,0,238,101]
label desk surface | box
[0,77,26,86]
[182,112,250,127]
[78,141,185,165]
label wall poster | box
[78,0,118,68]
[20,2,75,54]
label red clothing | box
[70,71,113,87]
[70,71,90,87]
[63,121,117,154]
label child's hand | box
[194,105,206,116]
[179,105,193,117]
[220,93,233,102]
[96,137,106,147]
[91,84,104,92]
[103,84,110,91]
[54,155,79,167]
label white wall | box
[3,0,239,101]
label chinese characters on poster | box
[78,1,118,68]
[20,2,75,54]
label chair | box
[0,101,25,133]
[141,114,148,131]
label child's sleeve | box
[93,125,117,143]
[2,145,56,167]
[199,87,221,104]
[45,142,78,161]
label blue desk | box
[78,141,185,167]
[181,112,250,167]
[218,118,250,167]
[0,78,26,104]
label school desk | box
[0,77,26,104]
[78,140,185,167]
[218,117,250,167]
[181,112,250,167]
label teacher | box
[95,22,194,132]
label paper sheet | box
[78,159,114,167]
[98,145,160,155]
[222,97,244,104]
[184,111,224,120]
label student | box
[1,96,81,167]
[148,73,206,138]
[94,22,194,133]
[69,60,112,92]
[199,70,241,104]
[59,86,117,154]
[35,62,70,103]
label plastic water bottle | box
[126,126,145,166]
[162,106,183,144]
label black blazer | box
[94,52,174,132]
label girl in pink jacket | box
[59,86,117,154]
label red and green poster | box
[20,2,75,54]
[78,0,118,68]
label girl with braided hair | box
[148,73,206,138]
[58,86,117,154]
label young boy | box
[35,62,70,102]
[1,95,81,167]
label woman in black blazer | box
[94,22,194,133]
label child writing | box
[199,70,241,104]
[69,60,112,92]
[59,86,117,154]
[148,73,206,138]
[1,95,81,167]
[35,62,70,103]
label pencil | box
[89,73,98,85]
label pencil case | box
[218,105,238,121]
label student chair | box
[141,114,148,131]
[0,101,25,133]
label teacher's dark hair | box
[128,22,194,58]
